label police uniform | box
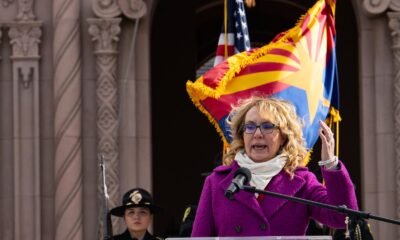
[178,205,197,237]
[110,188,163,240]
[113,229,162,240]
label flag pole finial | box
[245,0,256,8]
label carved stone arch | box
[363,0,391,15]
[92,0,122,18]
[117,0,147,19]
[354,0,400,238]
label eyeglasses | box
[243,122,277,134]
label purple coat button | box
[235,225,242,233]
[260,224,267,230]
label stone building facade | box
[0,0,399,239]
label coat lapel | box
[219,163,267,221]
[262,170,306,219]
[218,162,307,221]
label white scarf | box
[235,150,288,195]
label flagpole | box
[224,0,228,59]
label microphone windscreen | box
[234,167,252,183]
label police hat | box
[110,188,161,217]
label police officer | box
[110,188,163,240]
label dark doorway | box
[151,0,360,238]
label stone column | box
[88,18,122,237]
[7,0,43,238]
[8,19,42,240]
[388,12,400,239]
[0,25,2,60]
[53,0,83,238]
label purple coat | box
[191,161,358,237]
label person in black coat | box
[110,188,163,240]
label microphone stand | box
[99,154,114,240]
[242,185,400,226]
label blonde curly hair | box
[223,96,308,176]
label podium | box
[167,236,332,240]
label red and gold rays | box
[220,3,332,123]
[186,0,338,148]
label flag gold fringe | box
[186,0,333,156]
[327,107,341,157]
[302,150,313,166]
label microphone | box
[225,167,252,199]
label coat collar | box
[219,162,266,221]
[218,161,306,220]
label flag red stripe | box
[237,62,299,77]
[202,61,230,88]
[201,81,290,120]
[215,45,235,55]
[269,48,300,64]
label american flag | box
[214,0,251,66]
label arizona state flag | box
[187,0,340,156]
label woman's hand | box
[319,120,335,162]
